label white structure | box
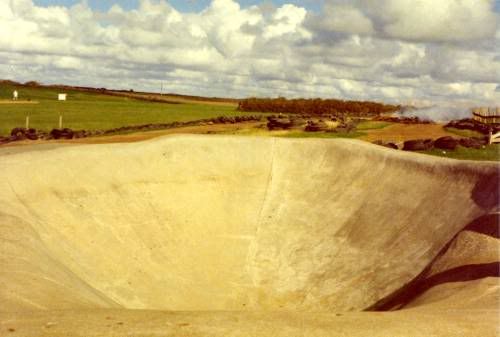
[472,107,500,124]
[13,90,18,100]
[58,93,67,101]
[489,130,500,144]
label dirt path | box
[361,123,456,144]
[0,122,263,149]
[0,122,464,150]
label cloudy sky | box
[0,0,499,110]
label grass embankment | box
[416,126,497,161]
[279,131,365,139]
[420,145,499,162]
[0,83,244,136]
[276,121,498,161]
[444,127,484,138]
[220,120,390,139]
[280,120,391,139]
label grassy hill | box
[0,82,244,136]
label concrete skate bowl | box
[1,136,499,336]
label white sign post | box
[57,94,67,129]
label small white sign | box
[58,93,67,101]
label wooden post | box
[59,114,63,129]
[25,115,30,129]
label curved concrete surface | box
[0,136,498,335]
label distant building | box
[472,107,500,124]
[58,93,67,101]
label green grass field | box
[1,83,497,161]
[0,83,244,136]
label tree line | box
[237,97,400,116]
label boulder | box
[25,128,38,140]
[403,139,434,151]
[0,136,11,144]
[10,127,27,140]
[73,130,88,139]
[36,131,49,140]
[459,137,486,149]
[10,128,39,141]
[373,140,399,149]
[50,128,74,139]
[434,136,458,150]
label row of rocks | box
[372,140,398,149]
[267,116,307,130]
[102,115,264,135]
[267,115,357,133]
[305,120,357,133]
[445,118,500,135]
[373,116,433,124]
[402,139,435,151]
[374,136,487,151]
[2,127,92,143]
[0,115,265,145]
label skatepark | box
[0,135,498,336]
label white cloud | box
[374,0,498,42]
[53,56,82,70]
[0,0,498,112]
[316,0,498,42]
[263,4,310,39]
[316,4,373,35]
